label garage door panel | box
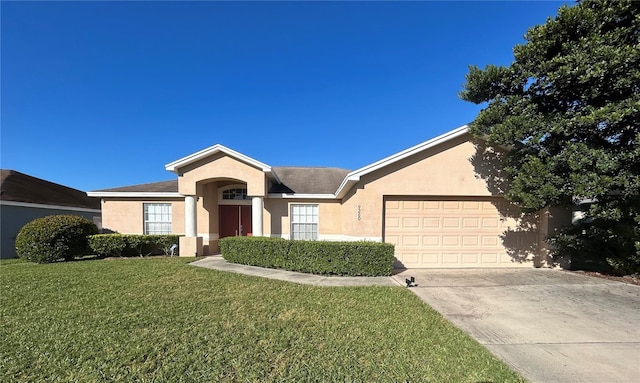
[442,253,460,264]
[462,217,479,228]
[423,217,439,228]
[442,218,461,228]
[386,200,400,210]
[422,235,439,246]
[385,234,400,246]
[462,236,479,246]
[421,253,440,264]
[481,253,499,263]
[423,201,440,210]
[386,217,400,228]
[462,201,480,210]
[402,200,420,210]
[402,235,420,246]
[402,253,420,264]
[462,253,479,264]
[385,198,539,268]
[402,217,420,228]
[443,201,461,210]
[442,235,460,246]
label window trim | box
[143,203,172,235]
[218,184,251,205]
[290,203,319,240]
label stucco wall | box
[342,134,494,238]
[264,198,342,237]
[177,152,266,196]
[101,198,185,234]
[0,204,100,259]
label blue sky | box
[2,1,568,192]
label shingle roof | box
[93,180,178,193]
[91,168,350,196]
[270,167,351,194]
[0,169,100,210]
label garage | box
[384,197,539,268]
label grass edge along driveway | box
[0,257,524,382]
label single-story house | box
[0,170,102,259]
[88,125,571,268]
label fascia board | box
[334,125,469,197]
[165,144,272,174]
[267,193,339,199]
[87,192,183,198]
[0,200,101,213]
[334,177,360,199]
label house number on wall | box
[357,205,361,221]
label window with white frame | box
[144,203,172,234]
[222,188,248,200]
[291,204,318,240]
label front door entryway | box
[219,205,252,237]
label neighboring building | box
[0,170,101,259]
[88,125,571,268]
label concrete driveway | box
[393,268,640,383]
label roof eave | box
[334,176,360,199]
[267,193,339,199]
[87,192,183,198]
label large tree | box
[460,0,640,272]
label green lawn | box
[0,257,524,382]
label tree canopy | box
[460,0,640,272]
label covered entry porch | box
[179,179,265,257]
[164,144,275,256]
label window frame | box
[143,203,172,235]
[290,204,319,240]
[218,184,251,205]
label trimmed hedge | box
[15,215,99,263]
[219,237,395,276]
[88,234,181,257]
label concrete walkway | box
[190,256,399,287]
[393,268,640,383]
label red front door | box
[219,205,252,237]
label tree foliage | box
[460,0,640,272]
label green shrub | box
[150,235,181,256]
[220,237,395,276]
[88,234,181,257]
[550,220,640,275]
[87,235,128,257]
[15,215,98,263]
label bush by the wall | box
[550,222,640,275]
[87,235,128,257]
[88,234,181,257]
[15,215,99,263]
[220,237,395,276]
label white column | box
[184,195,197,237]
[251,196,263,236]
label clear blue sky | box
[1,1,569,192]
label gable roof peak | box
[165,144,273,174]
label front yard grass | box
[0,257,524,382]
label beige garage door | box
[384,198,539,268]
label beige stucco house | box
[89,125,570,268]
